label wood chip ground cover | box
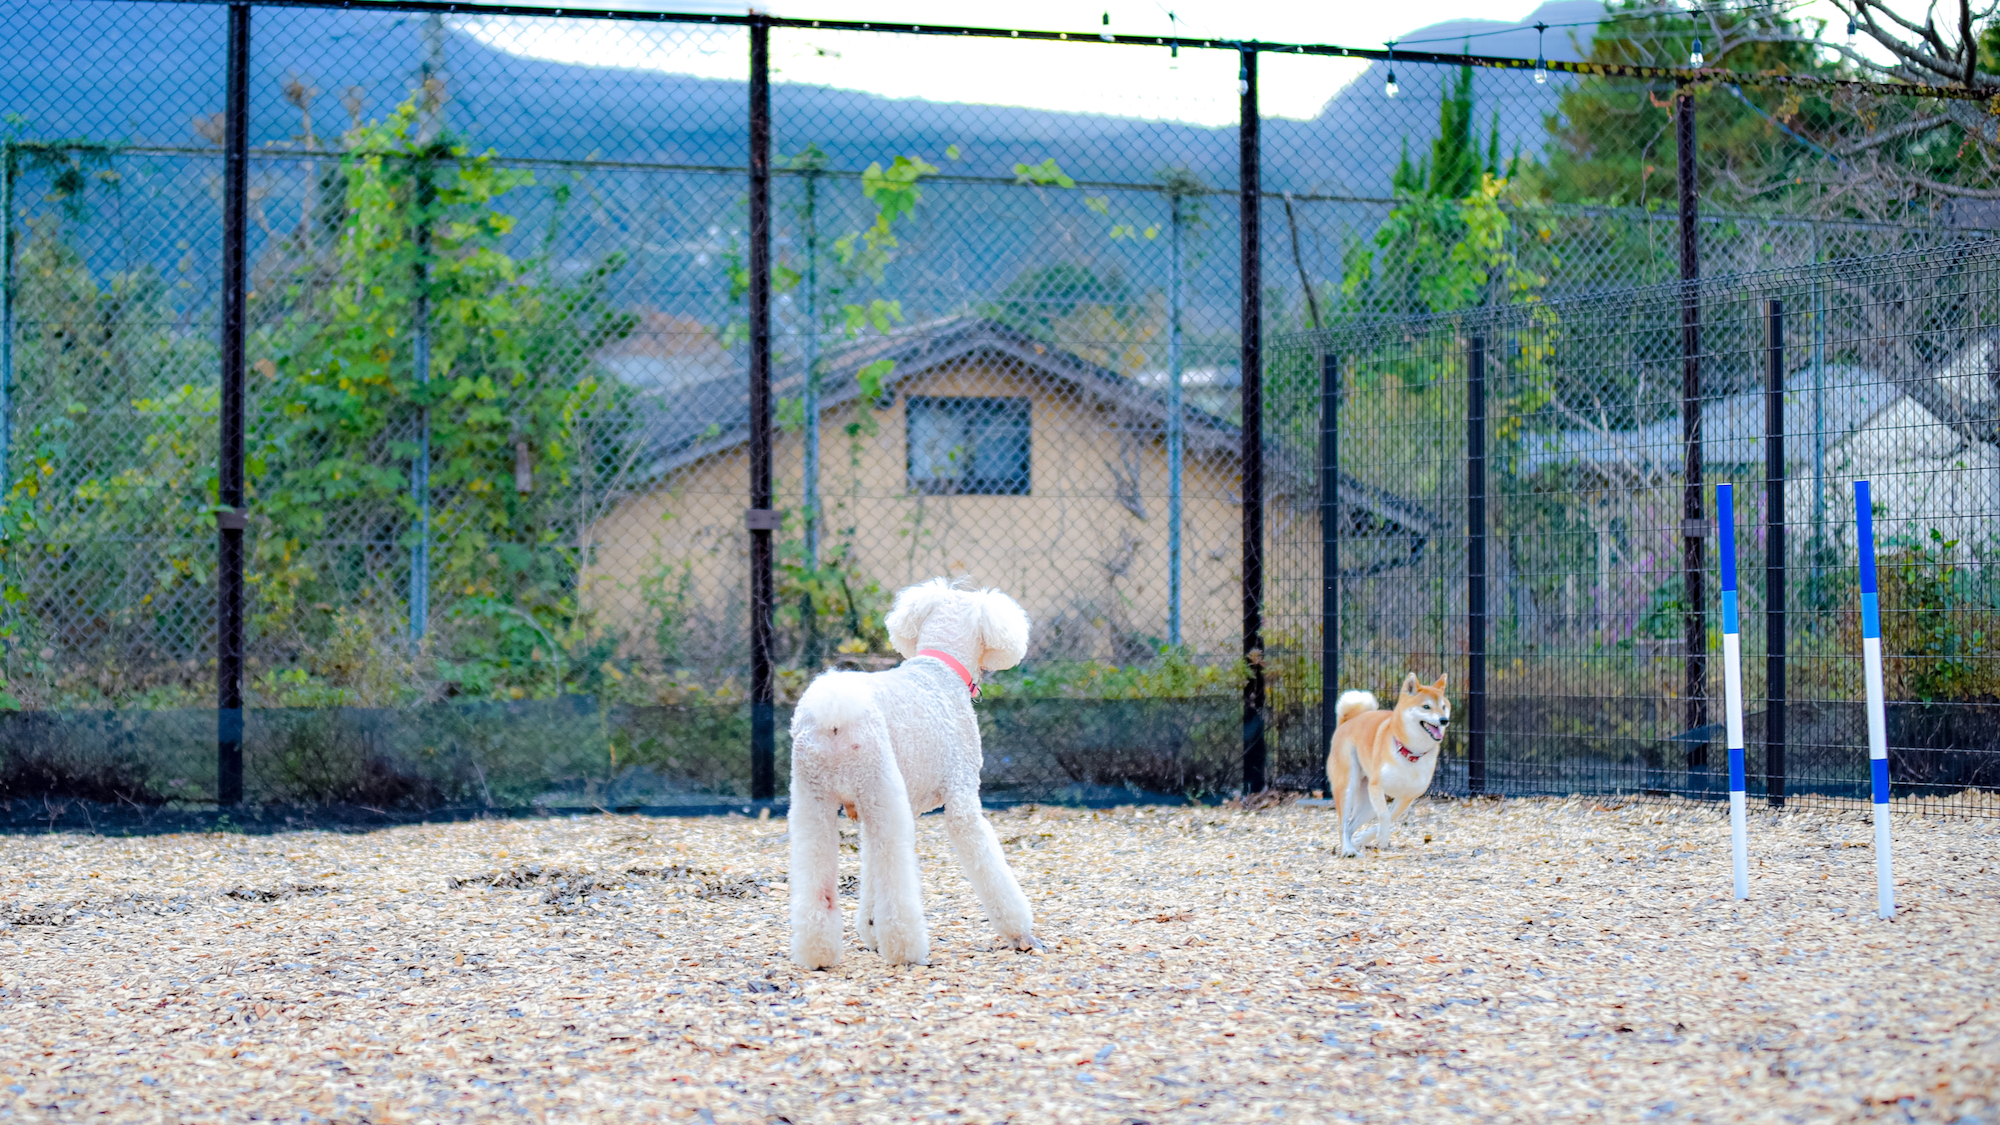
[0,797,1995,1123]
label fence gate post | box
[1319,350,1338,794]
[1238,45,1265,794]
[1466,336,1487,796]
[216,2,250,808]
[747,17,776,803]
[1676,84,1709,788]
[1764,298,1786,806]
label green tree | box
[252,96,641,697]
[1522,5,1839,212]
[1392,62,1511,201]
[1342,64,1537,317]
[0,102,650,708]
[0,200,219,703]
[756,148,945,667]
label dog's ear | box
[1431,673,1449,693]
[885,578,953,658]
[974,589,1031,671]
[1400,672,1419,697]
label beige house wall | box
[582,357,1256,660]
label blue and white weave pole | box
[1855,480,1895,920]
[1717,483,1749,900]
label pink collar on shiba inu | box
[916,649,979,698]
[1394,739,1424,763]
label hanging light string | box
[1385,41,1399,98]
[1534,21,1548,84]
[644,7,1995,104]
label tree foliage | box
[1342,65,1542,317]
[0,99,654,707]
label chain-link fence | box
[1270,237,2000,815]
[2,1,1997,816]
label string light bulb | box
[1534,22,1548,84]
[1689,37,1704,67]
[1845,17,1857,46]
[1238,54,1249,97]
[1385,42,1399,98]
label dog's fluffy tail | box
[793,670,876,737]
[1333,690,1379,728]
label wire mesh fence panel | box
[1272,238,2000,816]
[223,12,759,809]
[1263,316,1470,795]
[1766,245,2000,814]
[749,28,1253,801]
[3,147,223,702]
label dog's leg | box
[854,810,878,951]
[1355,796,1386,849]
[1338,747,1369,857]
[1356,799,1394,847]
[857,751,929,967]
[788,788,843,970]
[942,788,1039,951]
[1365,792,1423,848]
[1364,779,1395,851]
[1385,793,1420,834]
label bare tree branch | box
[1892,357,2000,448]
[1874,163,2000,198]
[1841,0,1975,81]
[1827,114,1954,154]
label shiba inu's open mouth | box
[1421,720,1443,742]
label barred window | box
[906,397,1031,496]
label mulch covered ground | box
[1,796,1995,1123]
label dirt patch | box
[0,799,1994,1122]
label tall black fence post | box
[1319,350,1338,794]
[217,2,250,808]
[1677,85,1709,787]
[1239,46,1265,794]
[747,18,776,803]
[1467,337,1488,796]
[1,143,13,501]
[1764,298,1787,807]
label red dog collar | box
[1394,740,1424,763]
[915,649,979,698]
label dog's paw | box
[790,944,842,971]
[1007,933,1045,953]
[879,939,931,967]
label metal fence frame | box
[7,0,2000,809]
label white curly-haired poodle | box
[787,577,1038,968]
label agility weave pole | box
[1716,484,1749,901]
[1854,480,1895,920]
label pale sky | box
[452,0,1866,128]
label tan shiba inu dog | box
[1327,673,1451,857]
